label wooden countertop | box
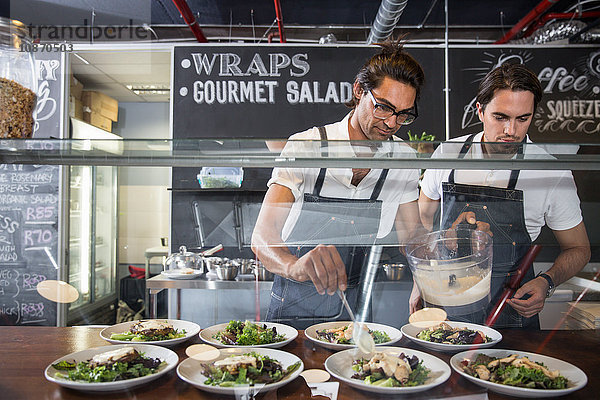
[1,326,597,399]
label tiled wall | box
[118,185,169,264]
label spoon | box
[337,290,375,354]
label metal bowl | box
[215,264,238,280]
[253,264,274,281]
[382,263,406,281]
[205,257,224,273]
[233,258,254,275]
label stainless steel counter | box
[146,274,412,320]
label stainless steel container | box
[382,263,405,281]
[205,257,225,273]
[253,263,274,281]
[215,264,239,280]
[233,258,254,275]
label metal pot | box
[164,245,204,273]
[215,263,239,280]
[382,263,405,281]
[253,263,274,281]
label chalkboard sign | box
[172,45,444,140]
[0,52,63,325]
[448,46,600,142]
[0,163,59,325]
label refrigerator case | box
[67,120,120,324]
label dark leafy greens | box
[213,320,286,346]
[417,322,491,345]
[462,353,569,390]
[351,352,430,387]
[109,329,186,342]
[316,324,391,345]
[53,354,164,383]
[201,351,300,387]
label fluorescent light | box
[126,84,170,95]
[73,53,90,65]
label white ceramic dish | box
[401,321,502,353]
[177,347,303,395]
[100,319,200,346]
[325,346,450,394]
[45,344,178,392]
[199,321,298,349]
[305,321,402,351]
[161,270,203,280]
[450,349,587,398]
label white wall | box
[114,102,171,265]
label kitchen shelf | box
[1,139,599,170]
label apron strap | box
[313,126,389,200]
[507,141,525,190]
[448,133,476,184]
[449,134,524,190]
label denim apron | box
[266,126,389,329]
[440,134,539,329]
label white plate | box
[200,321,298,349]
[450,349,587,398]
[161,270,203,279]
[305,321,402,351]
[325,346,450,394]
[177,347,304,395]
[45,344,178,392]
[100,319,200,346]
[401,321,502,353]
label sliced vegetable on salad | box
[52,347,165,383]
[316,322,390,345]
[201,351,300,387]
[351,351,430,387]
[417,322,491,345]
[109,320,186,342]
[461,353,569,389]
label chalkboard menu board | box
[0,52,64,325]
[448,46,600,142]
[172,45,444,140]
[0,163,59,325]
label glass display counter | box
[0,138,598,330]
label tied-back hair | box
[476,63,543,112]
[346,36,425,108]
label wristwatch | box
[537,272,555,298]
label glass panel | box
[93,166,116,300]
[68,165,92,310]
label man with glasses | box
[252,39,424,328]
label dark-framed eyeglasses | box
[367,90,418,125]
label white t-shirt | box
[268,113,420,240]
[420,132,582,241]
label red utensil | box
[485,244,542,327]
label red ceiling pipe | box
[171,0,208,43]
[495,0,560,44]
[523,11,600,37]
[273,0,286,43]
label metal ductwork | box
[511,19,600,45]
[367,0,409,44]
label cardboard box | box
[82,90,119,122]
[68,96,83,120]
[70,75,83,99]
[83,108,112,132]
